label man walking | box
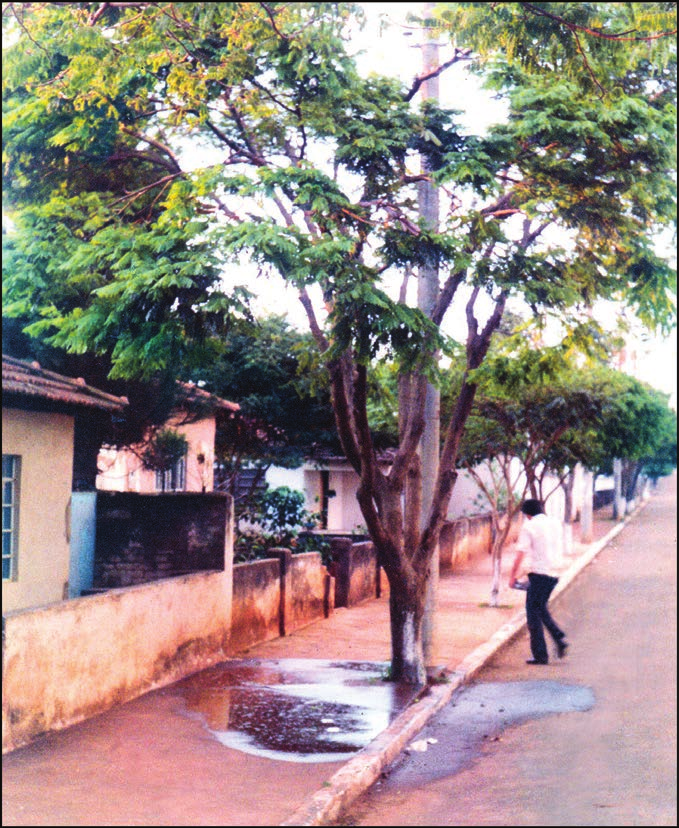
[509,498,569,665]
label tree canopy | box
[2,1,676,682]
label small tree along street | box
[2,3,676,683]
[448,342,677,605]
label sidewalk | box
[1,503,636,827]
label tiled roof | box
[178,382,239,412]
[306,446,396,465]
[2,355,128,413]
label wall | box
[96,414,217,493]
[288,551,334,631]
[326,513,501,608]
[439,514,494,570]
[2,407,74,613]
[93,492,229,589]
[230,558,281,653]
[2,569,232,754]
[330,538,381,607]
[229,549,334,654]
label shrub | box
[234,486,330,564]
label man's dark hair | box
[521,498,545,517]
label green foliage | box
[641,405,677,480]
[199,314,339,468]
[140,428,188,472]
[234,486,330,564]
[450,332,677,498]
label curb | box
[280,503,646,827]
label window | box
[155,456,186,492]
[2,454,20,580]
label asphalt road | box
[339,475,677,827]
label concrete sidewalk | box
[1,502,638,827]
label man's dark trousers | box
[526,573,565,662]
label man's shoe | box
[556,639,569,659]
[526,658,548,665]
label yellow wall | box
[3,567,233,753]
[2,407,74,612]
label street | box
[339,474,677,827]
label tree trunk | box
[580,468,593,542]
[613,457,623,519]
[388,588,427,685]
[489,513,512,607]
[490,538,503,607]
[562,469,576,556]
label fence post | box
[271,548,292,637]
[329,537,352,608]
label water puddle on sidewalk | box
[175,658,419,763]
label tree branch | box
[120,126,182,173]
[405,49,472,102]
[520,2,677,42]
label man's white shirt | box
[515,513,563,576]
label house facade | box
[96,384,238,494]
[2,355,127,613]
[265,452,489,535]
[265,454,591,535]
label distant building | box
[96,384,239,494]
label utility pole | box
[418,2,441,668]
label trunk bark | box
[388,589,427,685]
[489,513,512,607]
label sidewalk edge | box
[280,504,646,827]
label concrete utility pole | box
[418,2,441,667]
[580,468,593,543]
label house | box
[2,355,128,613]
[265,451,592,535]
[263,448,484,535]
[96,383,239,494]
[265,451,387,535]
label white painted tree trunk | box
[490,541,502,607]
[580,468,593,543]
[401,610,427,685]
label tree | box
[585,370,678,507]
[199,314,337,465]
[641,406,677,483]
[449,341,607,605]
[2,3,676,682]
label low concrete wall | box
[331,538,381,608]
[289,551,334,631]
[230,558,281,654]
[229,549,334,653]
[2,570,231,754]
[329,514,502,608]
[439,514,494,570]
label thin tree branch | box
[405,49,472,101]
[520,2,676,42]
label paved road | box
[340,475,677,827]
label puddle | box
[378,680,596,788]
[176,658,419,763]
